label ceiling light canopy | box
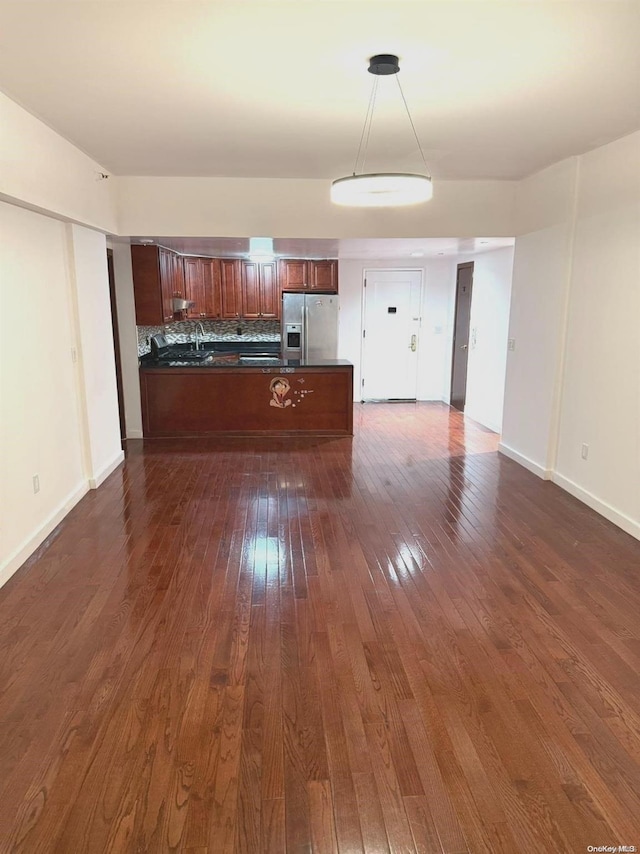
[331,54,432,208]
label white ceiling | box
[128,235,514,260]
[0,1,638,181]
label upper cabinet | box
[242,261,279,319]
[278,259,308,291]
[309,260,338,292]
[132,248,338,325]
[132,245,182,325]
[278,258,338,293]
[220,259,243,318]
[184,257,222,319]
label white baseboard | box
[88,450,125,489]
[552,472,640,542]
[498,442,553,480]
[463,407,500,434]
[126,429,143,439]
[0,481,89,591]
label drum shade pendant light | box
[331,54,433,207]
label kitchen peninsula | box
[139,345,353,437]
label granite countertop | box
[139,341,352,370]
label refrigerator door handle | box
[303,302,308,360]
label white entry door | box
[362,269,423,400]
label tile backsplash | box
[137,319,280,355]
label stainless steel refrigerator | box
[281,292,339,361]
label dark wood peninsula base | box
[140,363,354,437]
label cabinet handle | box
[200,312,206,317]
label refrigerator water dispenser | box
[285,323,302,351]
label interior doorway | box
[361,269,423,401]
[450,261,474,411]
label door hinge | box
[362,329,366,338]
[362,378,365,387]
[364,279,367,287]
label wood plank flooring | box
[1,402,640,853]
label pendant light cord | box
[395,75,431,176]
[353,76,379,176]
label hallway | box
[1,403,639,852]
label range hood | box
[172,297,194,312]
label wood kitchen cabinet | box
[133,249,337,325]
[278,258,338,293]
[278,259,308,292]
[171,252,185,301]
[132,244,181,325]
[241,261,279,319]
[220,259,243,318]
[309,259,338,291]
[184,257,222,319]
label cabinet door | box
[132,245,164,325]
[221,259,243,318]
[172,253,185,298]
[241,262,261,318]
[259,262,279,318]
[309,260,338,292]
[203,259,222,319]
[184,257,207,318]
[278,259,309,291]
[158,248,175,323]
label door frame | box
[106,248,126,444]
[449,261,474,411]
[360,267,424,402]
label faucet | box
[194,321,205,350]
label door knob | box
[461,344,468,350]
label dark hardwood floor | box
[1,403,639,853]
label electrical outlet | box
[508,338,516,351]
[581,443,589,460]
[33,474,40,494]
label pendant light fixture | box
[331,54,433,207]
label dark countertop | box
[139,341,352,370]
[140,356,353,369]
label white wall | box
[464,247,514,433]
[0,202,124,587]
[500,159,578,476]
[554,133,640,535]
[502,131,640,538]
[0,90,118,233]
[69,225,124,484]
[115,176,517,238]
[0,203,87,585]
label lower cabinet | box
[140,365,354,436]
